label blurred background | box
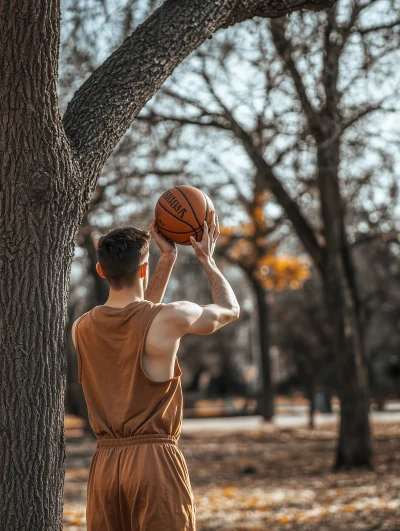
[61,0,400,529]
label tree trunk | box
[321,388,333,413]
[0,2,85,527]
[317,139,372,469]
[268,12,371,468]
[306,378,315,430]
[248,275,274,420]
[0,98,80,525]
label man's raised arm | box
[144,219,177,304]
[161,211,240,335]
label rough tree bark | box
[0,0,337,528]
[0,1,82,528]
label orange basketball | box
[155,186,215,245]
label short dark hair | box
[96,226,151,290]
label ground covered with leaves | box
[64,421,400,530]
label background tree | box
[268,4,400,468]
[135,0,400,468]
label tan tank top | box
[74,300,183,440]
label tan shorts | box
[86,434,196,531]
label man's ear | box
[96,262,106,278]
[140,262,148,279]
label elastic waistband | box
[97,433,178,448]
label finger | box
[214,215,220,240]
[211,212,217,239]
[149,218,155,231]
[208,213,214,241]
[190,235,201,249]
[202,219,208,242]
[210,210,216,236]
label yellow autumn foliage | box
[221,224,310,291]
[255,253,310,290]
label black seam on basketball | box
[167,229,203,243]
[174,186,203,231]
[157,200,197,231]
[182,229,203,244]
[158,227,201,235]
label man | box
[71,210,239,530]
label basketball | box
[155,186,215,245]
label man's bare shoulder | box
[157,300,203,327]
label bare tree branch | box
[63,0,337,199]
[322,6,341,113]
[221,108,324,268]
[342,103,398,131]
[150,51,324,267]
[208,155,251,210]
[221,0,337,28]
[353,231,400,247]
[270,17,319,132]
[357,18,400,36]
[136,109,230,130]
[337,1,369,48]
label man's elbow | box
[218,305,240,330]
[206,305,240,334]
[231,303,240,321]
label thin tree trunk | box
[248,275,274,420]
[318,8,371,468]
[322,388,333,413]
[306,378,315,430]
[317,140,371,469]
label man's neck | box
[104,287,144,308]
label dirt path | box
[64,421,400,530]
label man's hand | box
[149,218,177,259]
[190,211,219,263]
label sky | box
[59,0,400,283]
